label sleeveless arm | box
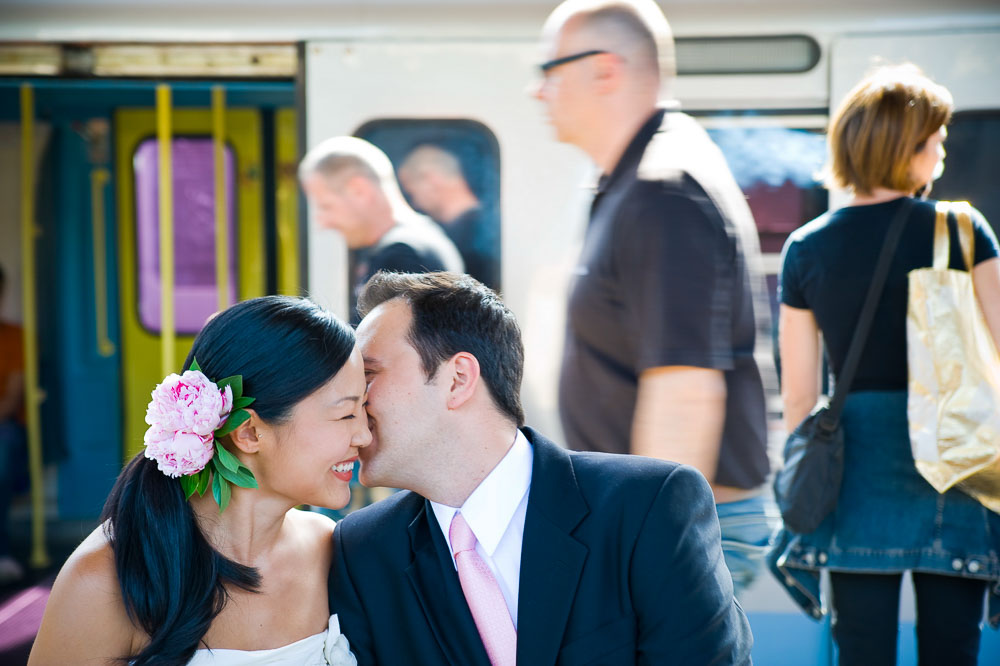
[973,258,1000,355]
[29,529,141,664]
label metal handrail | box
[90,168,115,357]
[156,85,176,377]
[212,85,231,312]
[20,84,50,569]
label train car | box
[1,1,999,662]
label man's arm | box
[631,366,725,485]
[631,464,752,665]
[329,523,376,665]
[618,191,737,494]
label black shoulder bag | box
[774,199,913,534]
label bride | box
[29,296,369,665]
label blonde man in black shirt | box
[533,0,776,595]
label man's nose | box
[526,77,545,101]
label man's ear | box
[592,51,624,94]
[228,409,264,454]
[446,352,481,411]
[344,174,374,204]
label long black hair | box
[102,296,355,664]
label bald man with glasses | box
[533,0,778,598]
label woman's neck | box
[849,187,912,206]
[190,488,293,565]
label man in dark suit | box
[330,271,752,665]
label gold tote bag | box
[907,200,1000,513]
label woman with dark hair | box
[773,65,1000,664]
[29,296,369,665]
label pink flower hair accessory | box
[142,358,258,511]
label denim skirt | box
[771,391,1000,622]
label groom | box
[329,271,752,665]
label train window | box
[354,119,502,293]
[133,137,237,335]
[699,115,828,386]
[702,119,828,258]
[931,110,1000,236]
[676,35,821,75]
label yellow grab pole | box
[212,86,231,311]
[90,168,115,357]
[20,84,50,569]
[156,85,176,378]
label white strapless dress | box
[187,615,356,665]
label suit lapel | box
[405,499,492,666]
[516,429,590,666]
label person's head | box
[185,296,370,511]
[397,144,479,223]
[102,295,368,664]
[354,271,524,490]
[826,64,953,196]
[299,136,405,248]
[533,0,674,147]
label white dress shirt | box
[430,429,533,628]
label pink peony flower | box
[144,431,215,478]
[141,370,234,478]
[145,370,230,437]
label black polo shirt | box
[558,108,770,489]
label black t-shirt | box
[443,205,501,292]
[780,197,999,390]
[350,215,464,323]
[559,108,771,489]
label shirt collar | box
[595,106,672,195]
[430,429,533,557]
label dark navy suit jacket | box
[329,428,752,665]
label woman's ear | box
[446,352,481,411]
[228,409,264,454]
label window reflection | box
[356,119,502,292]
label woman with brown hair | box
[773,64,1000,664]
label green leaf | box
[214,441,241,473]
[179,474,197,499]
[218,474,232,512]
[215,460,258,489]
[212,469,223,507]
[232,396,255,409]
[215,409,250,437]
[196,467,211,496]
[188,357,201,372]
[216,375,243,400]
[232,467,258,489]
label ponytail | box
[102,454,260,665]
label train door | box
[114,107,267,459]
[303,39,593,438]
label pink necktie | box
[450,512,517,666]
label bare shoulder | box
[287,508,336,554]
[29,524,141,664]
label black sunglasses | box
[538,49,610,74]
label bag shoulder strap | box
[955,201,975,271]
[823,198,913,425]
[932,200,975,271]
